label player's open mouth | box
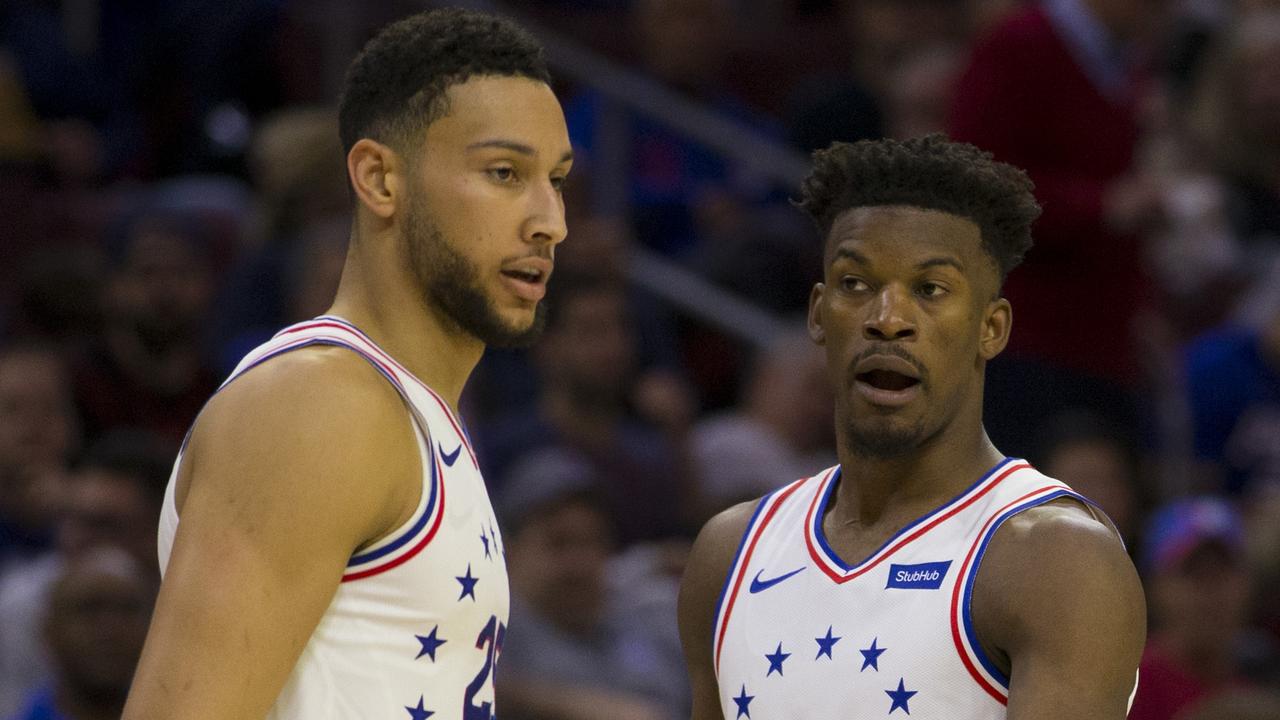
[500,260,551,302]
[852,355,922,408]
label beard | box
[844,412,935,458]
[403,196,546,349]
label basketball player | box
[678,136,1145,719]
[122,9,572,720]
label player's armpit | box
[974,502,1146,720]
[122,348,421,720]
[678,501,757,720]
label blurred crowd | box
[0,0,1278,718]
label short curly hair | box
[796,134,1040,281]
[338,8,552,155]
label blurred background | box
[0,0,1278,718]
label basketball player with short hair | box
[679,136,1145,719]
[122,9,572,720]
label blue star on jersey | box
[415,626,446,661]
[479,527,491,559]
[860,638,886,671]
[733,685,754,718]
[405,696,435,720]
[765,643,791,677]
[815,626,841,660]
[886,678,917,715]
[456,564,479,601]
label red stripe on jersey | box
[282,320,479,470]
[948,484,1068,704]
[341,447,448,582]
[805,461,1028,584]
[714,477,808,674]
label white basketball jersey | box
[712,458,1092,719]
[158,315,509,720]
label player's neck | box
[326,240,483,411]
[831,421,1003,527]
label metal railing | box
[445,0,812,347]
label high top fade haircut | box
[338,8,552,156]
[796,134,1041,283]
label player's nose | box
[524,178,567,247]
[862,286,917,341]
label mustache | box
[848,344,928,385]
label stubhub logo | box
[885,561,953,590]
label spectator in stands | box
[1033,409,1145,548]
[1184,299,1280,494]
[1129,497,1255,720]
[1183,9,1280,287]
[690,330,833,515]
[4,547,156,720]
[0,343,78,571]
[563,0,783,256]
[479,275,693,544]
[72,210,218,444]
[1178,690,1280,720]
[0,430,170,718]
[947,0,1169,456]
[497,448,686,720]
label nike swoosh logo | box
[439,443,462,467]
[749,567,805,593]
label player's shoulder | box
[200,345,407,439]
[984,494,1138,605]
[185,345,418,495]
[998,496,1123,559]
[178,345,419,544]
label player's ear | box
[979,296,1011,360]
[808,282,827,346]
[348,138,403,220]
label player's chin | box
[486,306,547,349]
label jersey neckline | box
[805,456,1027,582]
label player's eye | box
[840,276,870,292]
[487,166,517,183]
[917,282,947,298]
[550,175,568,192]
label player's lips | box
[499,257,552,302]
[852,354,922,408]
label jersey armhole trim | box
[712,474,812,678]
[950,484,1084,705]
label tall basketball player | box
[679,136,1145,719]
[122,9,572,720]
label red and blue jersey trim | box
[342,438,446,582]
[949,482,1081,704]
[301,316,480,470]
[215,323,451,583]
[804,458,1027,584]
[712,476,808,677]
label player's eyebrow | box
[916,256,964,273]
[466,139,574,164]
[833,246,870,265]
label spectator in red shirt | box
[1129,497,1253,720]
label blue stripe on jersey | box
[347,442,438,566]
[204,333,435,570]
[712,489,778,660]
[177,337,407,457]
[812,457,1016,572]
[959,488,1081,689]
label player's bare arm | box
[973,501,1146,719]
[678,501,757,720]
[121,348,421,720]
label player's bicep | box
[679,502,755,720]
[977,505,1145,720]
[124,354,417,720]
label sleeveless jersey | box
[712,458,1105,719]
[158,315,509,720]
